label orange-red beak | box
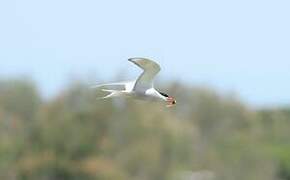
[166,97,176,107]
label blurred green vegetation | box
[0,78,290,180]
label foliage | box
[0,79,289,180]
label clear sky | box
[0,0,289,107]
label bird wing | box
[128,58,161,92]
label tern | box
[93,58,176,107]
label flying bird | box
[92,58,176,107]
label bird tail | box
[91,82,130,100]
[91,82,128,89]
[96,89,125,100]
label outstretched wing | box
[128,58,161,92]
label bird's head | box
[158,91,176,107]
[166,96,176,107]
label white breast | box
[145,88,166,101]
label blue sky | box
[0,0,289,107]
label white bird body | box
[92,58,176,106]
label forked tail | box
[97,89,125,99]
[91,82,127,99]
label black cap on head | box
[159,91,169,98]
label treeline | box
[0,79,289,180]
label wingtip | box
[128,57,155,62]
[128,58,137,62]
[128,58,138,64]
